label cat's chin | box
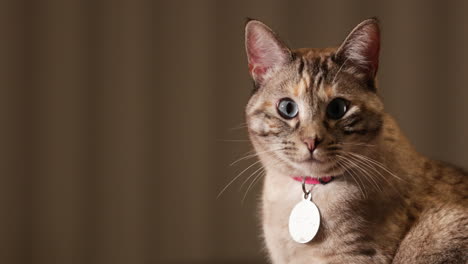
[293,159,342,178]
[261,153,341,178]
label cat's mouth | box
[300,156,325,163]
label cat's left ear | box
[245,19,292,85]
[336,18,380,78]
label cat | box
[243,18,468,264]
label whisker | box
[348,152,406,182]
[339,153,383,193]
[327,155,348,180]
[242,170,266,203]
[230,147,283,166]
[344,152,391,186]
[228,122,248,130]
[217,159,263,199]
[335,154,367,199]
[338,154,371,198]
[239,164,265,190]
[339,142,376,147]
[349,151,407,198]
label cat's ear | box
[336,18,380,78]
[245,19,292,85]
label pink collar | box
[292,176,335,185]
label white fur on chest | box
[261,173,333,264]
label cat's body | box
[244,19,468,263]
[262,114,467,263]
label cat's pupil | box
[278,98,298,119]
[326,98,348,119]
[286,103,294,113]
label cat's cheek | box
[248,120,274,137]
[248,116,283,138]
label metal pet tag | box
[288,193,321,244]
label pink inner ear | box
[246,30,270,70]
[245,22,289,83]
[339,20,381,76]
[364,27,380,74]
[248,63,266,77]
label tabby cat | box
[243,18,468,263]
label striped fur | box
[244,18,468,264]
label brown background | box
[1,0,467,263]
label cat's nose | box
[303,137,320,152]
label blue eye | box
[277,98,299,119]
[326,98,348,119]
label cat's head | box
[244,18,384,178]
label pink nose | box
[303,137,320,152]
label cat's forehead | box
[285,48,344,101]
[294,47,337,58]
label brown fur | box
[244,18,468,263]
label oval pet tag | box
[288,194,321,244]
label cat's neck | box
[376,113,428,185]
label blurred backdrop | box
[1,0,468,263]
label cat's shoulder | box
[425,159,467,185]
[396,158,468,263]
[416,159,467,210]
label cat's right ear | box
[336,18,380,78]
[245,19,292,85]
